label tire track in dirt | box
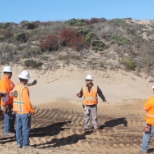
[0,101,151,153]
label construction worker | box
[141,86,154,153]
[13,70,35,148]
[0,66,15,137]
[76,74,108,132]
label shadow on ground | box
[30,121,72,137]
[99,117,128,129]
[32,130,93,148]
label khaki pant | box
[84,105,98,129]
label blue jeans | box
[16,113,31,146]
[141,126,154,152]
[4,112,15,133]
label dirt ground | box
[0,66,154,153]
[1,100,153,154]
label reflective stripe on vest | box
[13,84,25,112]
[84,96,97,101]
[9,90,14,97]
[146,113,154,118]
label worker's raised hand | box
[103,101,109,104]
[76,93,81,97]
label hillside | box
[0,18,154,79]
[1,18,154,154]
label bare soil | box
[0,101,152,154]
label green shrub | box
[108,34,130,45]
[22,22,37,30]
[78,28,91,36]
[146,56,152,67]
[3,44,12,53]
[14,32,28,42]
[40,55,49,61]
[0,23,10,29]
[78,28,97,45]
[57,55,70,64]
[119,58,135,70]
[66,18,88,26]
[58,54,81,64]
[24,59,42,68]
[85,32,97,45]
[113,18,125,26]
[91,40,105,51]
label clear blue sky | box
[0,0,153,23]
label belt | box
[85,104,97,107]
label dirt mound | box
[0,101,152,154]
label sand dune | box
[3,65,152,105]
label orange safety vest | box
[13,84,29,114]
[144,96,154,126]
[82,84,98,105]
[0,76,15,106]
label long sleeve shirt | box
[144,96,154,126]
[0,76,15,106]
[78,84,106,102]
[22,86,35,113]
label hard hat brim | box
[85,78,93,81]
[18,74,30,80]
[3,71,12,73]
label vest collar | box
[86,83,94,87]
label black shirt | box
[78,84,106,102]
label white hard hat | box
[3,66,12,73]
[85,74,93,80]
[18,70,30,80]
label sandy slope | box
[0,66,153,153]
[2,65,152,105]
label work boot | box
[23,145,33,149]
[83,128,90,131]
[17,144,22,148]
[139,151,147,154]
[4,132,15,137]
[93,128,100,133]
